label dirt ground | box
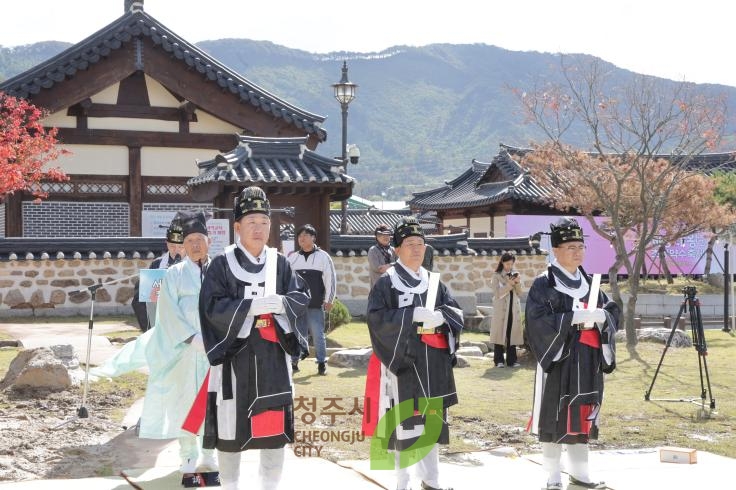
[0,384,141,482]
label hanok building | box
[409,143,736,240]
[0,0,351,249]
[408,145,555,237]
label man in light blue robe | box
[137,210,216,477]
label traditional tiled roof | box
[674,152,736,173]
[408,145,552,210]
[0,235,540,261]
[188,136,352,187]
[0,8,326,141]
[329,233,541,257]
[327,209,437,236]
[0,237,166,261]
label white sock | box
[542,442,562,484]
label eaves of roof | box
[0,10,326,141]
[408,150,552,210]
[188,135,351,187]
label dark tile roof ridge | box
[0,10,326,140]
[189,135,352,187]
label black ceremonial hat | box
[550,217,584,247]
[176,210,209,238]
[165,217,184,244]
[233,186,271,221]
[393,217,425,247]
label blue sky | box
[2,0,734,87]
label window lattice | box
[77,183,124,194]
[146,184,189,195]
[40,182,74,193]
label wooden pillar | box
[489,210,495,238]
[270,212,282,251]
[4,193,22,237]
[318,195,331,252]
[128,146,142,236]
[215,186,234,244]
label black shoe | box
[181,471,220,487]
[291,361,299,373]
[317,362,327,375]
[421,482,453,490]
[569,476,607,489]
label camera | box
[507,271,519,278]
[682,286,697,298]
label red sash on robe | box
[362,354,382,436]
[256,314,278,342]
[181,369,210,434]
[567,403,594,435]
[420,333,449,349]
[578,302,601,348]
[579,329,601,348]
[251,409,285,438]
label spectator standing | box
[490,252,523,367]
[368,223,396,288]
[525,217,619,490]
[287,224,337,375]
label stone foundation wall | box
[333,252,546,316]
[0,252,550,317]
[0,258,145,317]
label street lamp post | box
[332,61,357,235]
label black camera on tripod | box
[682,285,697,298]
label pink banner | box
[506,215,724,275]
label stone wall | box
[0,257,146,317]
[334,252,546,316]
[0,252,549,317]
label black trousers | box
[493,301,517,365]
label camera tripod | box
[644,286,716,412]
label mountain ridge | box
[2,39,735,200]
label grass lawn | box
[295,322,736,461]
[1,317,734,462]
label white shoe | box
[198,451,218,471]
[179,457,197,474]
[496,363,505,368]
[512,362,521,368]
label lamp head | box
[332,61,357,105]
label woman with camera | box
[490,252,523,367]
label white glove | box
[190,333,205,353]
[425,310,446,329]
[250,294,285,316]
[412,306,435,324]
[572,308,606,327]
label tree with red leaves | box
[0,92,68,201]
[515,58,735,346]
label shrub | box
[328,298,352,328]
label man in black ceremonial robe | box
[362,217,463,490]
[525,217,619,490]
[199,186,309,490]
